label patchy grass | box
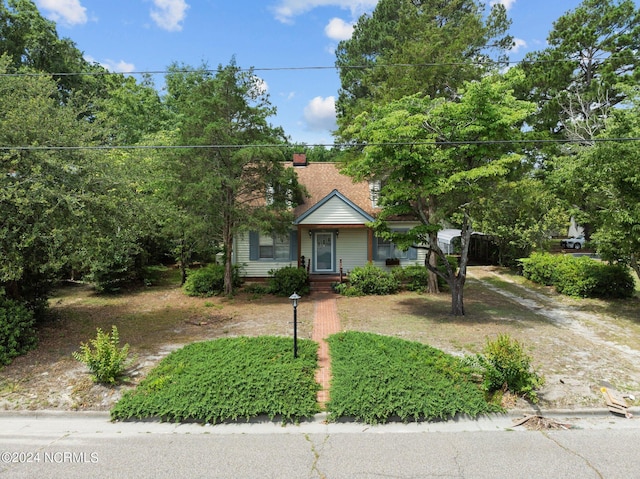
[327,331,501,424]
[111,336,320,424]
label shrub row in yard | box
[520,252,635,298]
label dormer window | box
[369,180,381,208]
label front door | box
[314,232,334,273]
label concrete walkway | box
[311,293,341,407]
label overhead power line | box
[2,137,640,151]
[0,58,593,78]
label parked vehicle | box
[560,236,586,249]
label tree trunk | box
[631,253,640,282]
[427,248,439,294]
[450,276,465,316]
[223,230,234,296]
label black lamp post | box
[289,292,300,358]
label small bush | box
[183,264,241,297]
[520,252,562,286]
[393,265,429,292]
[0,296,37,366]
[72,326,134,384]
[465,334,544,403]
[268,266,309,296]
[347,263,399,295]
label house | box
[233,155,426,282]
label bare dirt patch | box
[1,266,639,413]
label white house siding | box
[335,228,368,274]
[298,196,370,225]
[234,232,297,278]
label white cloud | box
[489,0,516,10]
[150,0,189,32]
[325,18,354,41]
[510,38,527,53]
[104,60,137,73]
[36,0,87,26]
[85,55,135,73]
[272,0,377,24]
[303,96,337,132]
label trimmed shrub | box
[0,296,37,366]
[347,263,399,295]
[72,326,134,384]
[393,264,430,292]
[268,266,309,296]
[521,252,635,298]
[465,334,544,403]
[183,264,240,297]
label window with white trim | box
[376,237,409,260]
[259,233,290,260]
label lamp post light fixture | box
[289,292,301,358]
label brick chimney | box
[293,153,307,167]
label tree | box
[474,178,567,266]
[335,0,513,130]
[0,0,106,99]
[571,87,640,280]
[335,0,512,292]
[519,0,640,138]
[166,61,305,294]
[342,73,534,315]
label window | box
[249,231,296,261]
[374,229,417,261]
[369,180,381,208]
[376,237,409,260]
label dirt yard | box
[1,266,639,412]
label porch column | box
[297,224,302,267]
[367,227,373,262]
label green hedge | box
[520,252,634,298]
[0,296,37,366]
[268,266,309,296]
[183,264,241,296]
[347,263,400,295]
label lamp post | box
[289,292,300,358]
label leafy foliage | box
[72,326,134,384]
[110,337,319,424]
[0,295,37,366]
[267,266,309,296]
[183,264,241,297]
[327,332,500,424]
[464,334,544,403]
[521,252,635,298]
[347,263,400,295]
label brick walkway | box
[311,293,341,407]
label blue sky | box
[36,0,616,145]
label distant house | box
[233,155,426,281]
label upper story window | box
[369,180,381,208]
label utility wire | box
[2,137,640,151]
[0,58,598,78]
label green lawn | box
[111,332,501,425]
[327,331,501,424]
[111,336,320,424]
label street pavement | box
[1,410,639,478]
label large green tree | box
[519,0,640,138]
[335,0,513,131]
[343,73,534,315]
[166,61,305,294]
[568,87,640,279]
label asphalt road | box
[1,411,639,478]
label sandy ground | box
[1,266,639,412]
